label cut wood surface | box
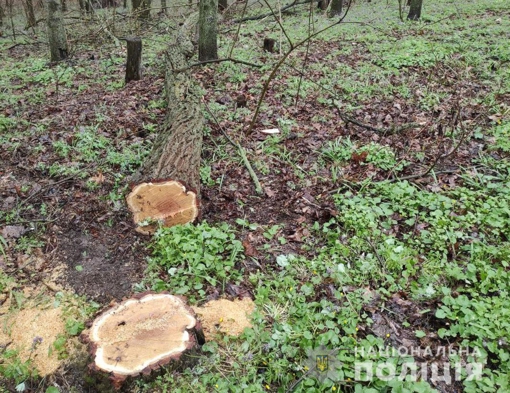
[86,292,203,389]
[126,180,198,235]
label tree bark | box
[198,0,218,61]
[318,0,328,11]
[0,0,4,27]
[133,0,150,19]
[218,0,227,12]
[47,0,68,62]
[130,30,203,195]
[125,37,142,83]
[160,0,167,14]
[24,0,36,28]
[407,0,422,20]
[328,0,342,16]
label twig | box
[202,101,264,196]
[18,177,75,207]
[180,57,263,71]
[331,99,419,135]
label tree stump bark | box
[125,37,142,83]
[47,0,68,62]
[407,0,422,20]
[130,29,203,198]
[263,38,276,53]
[84,292,204,389]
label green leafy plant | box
[145,222,244,302]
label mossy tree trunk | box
[198,0,218,61]
[47,0,68,62]
[328,0,342,17]
[407,0,422,20]
[131,31,203,195]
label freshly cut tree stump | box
[86,292,204,389]
[126,179,199,235]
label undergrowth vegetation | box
[1,0,509,392]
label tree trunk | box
[0,0,5,27]
[130,31,203,195]
[47,0,68,62]
[328,0,342,16]
[133,0,150,19]
[407,0,422,20]
[125,37,142,83]
[218,0,227,12]
[160,0,167,14]
[198,0,218,61]
[61,0,66,11]
[318,0,328,11]
[24,0,36,28]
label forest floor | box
[1,0,510,392]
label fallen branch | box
[330,99,420,135]
[175,57,263,72]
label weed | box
[144,222,244,302]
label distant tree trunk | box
[47,0,68,61]
[160,0,167,14]
[131,31,203,195]
[24,0,36,28]
[318,0,328,11]
[218,0,227,12]
[328,0,342,16]
[407,0,422,20]
[198,0,218,61]
[125,37,142,83]
[133,0,150,19]
[61,0,66,11]
[0,1,5,27]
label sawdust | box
[0,303,67,376]
[193,298,255,341]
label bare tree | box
[199,0,218,61]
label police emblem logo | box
[316,355,329,372]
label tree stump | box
[125,37,142,83]
[407,0,422,20]
[126,180,199,235]
[263,38,276,53]
[84,292,204,389]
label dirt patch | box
[193,298,256,341]
[0,303,66,377]
[54,228,144,302]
